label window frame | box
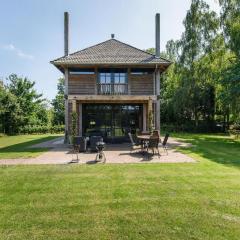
[98,69,128,85]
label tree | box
[219,0,240,124]
[7,74,45,127]
[219,0,240,58]
[51,78,65,125]
[0,84,22,134]
[177,0,220,126]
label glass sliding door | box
[82,104,142,143]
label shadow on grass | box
[0,136,60,154]
[176,134,240,168]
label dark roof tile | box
[51,39,171,66]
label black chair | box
[128,132,141,153]
[71,136,81,162]
[146,136,160,158]
[78,137,87,152]
[161,133,169,155]
[90,136,103,152]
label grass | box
[0,134,61,159]
[0,133,240,239]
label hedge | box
[19,125,64,134]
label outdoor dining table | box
[137,135,152,153]
[137,134,161,154]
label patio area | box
[0,137,195,165]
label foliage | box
[51,78,65,125]
[148,110,154,133]
[18,125,64,134]
[0,84,23,134]
[0,74,60,135]
[70,111,78,143]
[7,74,45,126]
[155,0,240,131]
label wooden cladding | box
[68,73,154,96]
[129,74,154,95]
[69,74,96,95]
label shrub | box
[19,125,64,134]
[229,123,240,139]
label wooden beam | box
[143,103,147,132]
[79,103,83,136]
[64,68,69,143]
[155,69,160,131]
[72,99,77,112]
[68,95,157,102]
[148,99,153,130]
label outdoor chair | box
[161,133,169,155]
[71,136,81,162]
[90,136,103,152]
[152,130,160,140]
[128,132,141,153]
[78,137,87,152]
[146,136,160,158]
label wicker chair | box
[146,136,160,158]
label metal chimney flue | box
[64,12,69,56]
[155,13,160,58]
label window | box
[114,73,127,84]
[69,68,95,75]
[98,69,127,84]
[99,73,111,84]
[98,69,128,94]
[131,68,154,75]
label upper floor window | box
[69,68,95,75]
[99,72,111,84]
[98,69,127,84]
[114,73,126,84]
[98,69,128,95]
[131,68,154,75]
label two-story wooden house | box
[51,12,171,143]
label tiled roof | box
[51,39,171,66]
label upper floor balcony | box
[97,83,128,95]
[68,68,155,96]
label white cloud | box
[2,44,34,60]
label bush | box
[19,125,64,134]
[161,121,224,133]
[229,123,240,139]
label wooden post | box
[64,68,69,144]
[79,103,83,136]
[94,67,98,95]
[155,69,160,131]
[72,99,77,112]
[143,103,147,132]
[127,68,131,95]
[148,98,153,131]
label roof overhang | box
[50,61,172,74]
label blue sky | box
[0,0,219,100]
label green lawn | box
[0,135,61,159]
[0,134,240,239]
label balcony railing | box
[97,83,128,95]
